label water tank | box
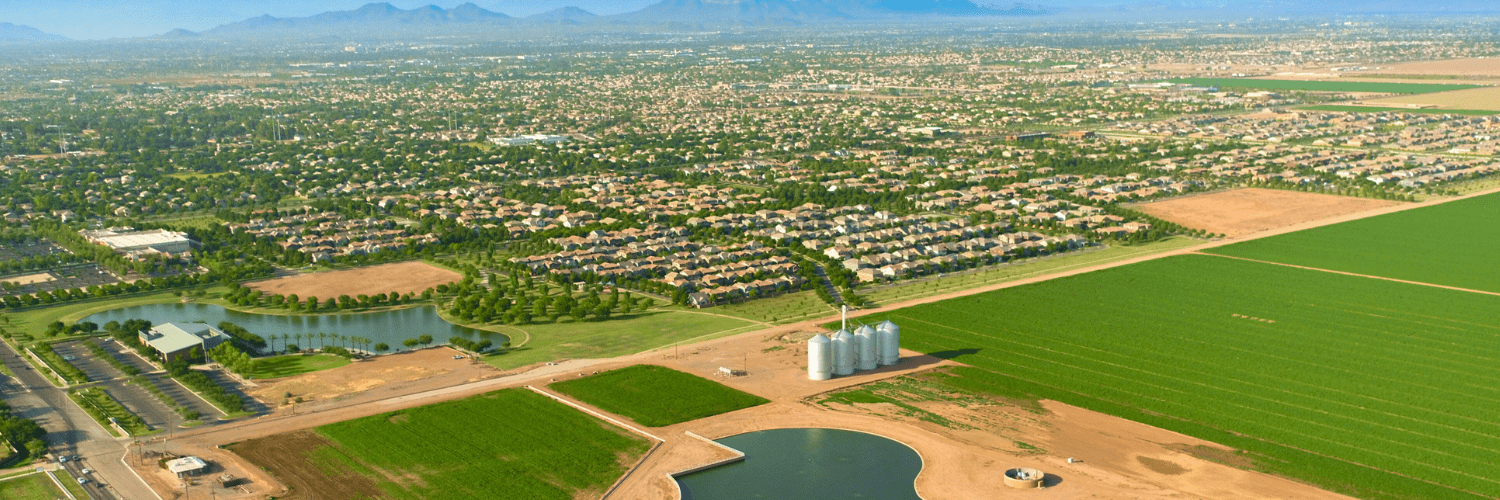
[854,325,878,371]
[832,330,855,376]
[877,320,900,366]
[807,333,832,381]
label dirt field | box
[246,347,490,408]
[1134,188,1400,236]
[1371,58,1500,77]
[227,431,384,500]
[7,272,54,285]
[245,261,460,298]
[1366,85,1500,110]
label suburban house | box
[139,323,230,364]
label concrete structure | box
[1004,467,1045,489]
[807,333,832,381]
[166,456,209,478]
[139,323,229,364]
[832,330,855,376]
[854,324,878,371]
[80,227,195,259]
[877,320,900,366]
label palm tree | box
[318,332,327,349]
[293,333,303,351]
[281,333,290,353]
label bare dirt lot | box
[7,272,55,285]
[1369,58,1500,77]
[1367,85,1500,110]
[1133,188,1400,237]
[245,261,460,299]
[246,347,490,408]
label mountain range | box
[190,0,1026,37]
[0,22,68,42]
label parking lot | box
[52,339,226,431]
[202,369,270,414]
[0,263,120,297]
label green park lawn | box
[246,353,351,379]
[0,472,72,500]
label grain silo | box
[854,324,878,371]
[832,330,855,376]
[877,320,900,366]
[807,333,832,381]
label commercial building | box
[79,227,195,259]
[139,323,229,364]
[166,456,209,477]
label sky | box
[0,0,657,40]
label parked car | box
[78,477,88,485]
[63,356,77,361]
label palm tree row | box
[269,332,377,354]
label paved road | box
[0,340,158,500]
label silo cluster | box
[808,321,900,380]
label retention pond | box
[676,428,922,500]
[83,303,507,354]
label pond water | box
[676,428,923,500]
[82,303,507,354]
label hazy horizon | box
[3,0,1497,40]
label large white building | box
[140,323,229,364]
[80,227,195,259]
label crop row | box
[858,255,1500,500]
[551,365,769,427]
[1207,191,1500,293]
[302,388,650,500]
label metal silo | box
[877,320,900,366]
[855,324,878,371]
[808,333,832,381]
[832,330,855,376]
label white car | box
[78,477,88,485]
[63,356,77,361]
[81,469,91,475]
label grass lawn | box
[714,290,833,324]
[229,388,651,500]
[0,472,70,500]
[551,365,769,427]
[247,354,351,379]
[862,237,1202,307]
[1206,191,1500,292]
[857,254,1500,500]
[475,309,761,370]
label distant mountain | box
[526,7,600,24]
[0,22,68,42]
[203,2,514,36]
[190,0,1053,38]
[157,28,201,39]
[612,0,1031,25]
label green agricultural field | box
[714,289,832,324]
[229,388,651,500]
[551,365,769,427]
[477,309,760,370]
[1300,105,1500,116]
[246,353,350,379]
[1205,192,1500,293]
[856,255,1500,500]
[1170,78,1481,94]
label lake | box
[83,303,508,354]
[676,428,923,500]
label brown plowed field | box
[246,261,460,298]
[1134,188,1400,236]
[228,430,384,500]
